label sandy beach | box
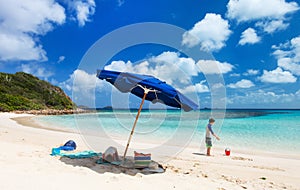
[0,113,299,190]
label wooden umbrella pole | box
[123,92,147,159]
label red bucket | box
[225,148,230,156]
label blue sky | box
[0,0,300,109]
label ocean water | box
[34,109,300,155]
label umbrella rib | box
[154,90,158,100]
[136,84,157,93]
[173,97,184,108]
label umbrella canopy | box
[97,70,198,111]
[96,69,198,158]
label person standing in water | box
[205,118,220,156]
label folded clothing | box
[134,151,151,168]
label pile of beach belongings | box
[97,147,165,173]
[51,140,100,158]
[51,143,165,174]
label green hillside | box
[0,72,75,111]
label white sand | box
[0,113,299,190]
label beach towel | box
[60,151,100,159]
[59,145,75,151]
[51,148,101,159]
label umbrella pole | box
[123,92,147,159]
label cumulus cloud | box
[196,60,234,74]
[0,0,97,62]
[58,0,96,26]
[243,69,259,76]
[180,81,209,93]
[230,73,241,77]
[60,69,101,92]
[105,51,199,86]
[227,0,299,34]
[104,51,232,94]
[259,67,297,83]
[21,63,54,80]
[272,36,300,76]
[227,89,300,106]
[72,0,96,26]
[227,0,299,22]
[255,20,289,34]
[0,0,66,61]
[239,28,261,45]
[182,13,231,52]
[105,51,234,85]
[59,69,106,105]
[278,58,300,76]
[227,79,255,89]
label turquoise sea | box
[34,109,300,155]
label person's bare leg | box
[206,147,211,156]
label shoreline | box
[1,113,300,190]
[10,108,93,115]
[11,116,77,134]
[11,113,300,160]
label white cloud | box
[227,89,300,106]
[227,79,255,89]
[60,69,101,92]
[0,0,66,61]
[243,69,259,76]
[239,28,260,45]
[104,51,232,95]
[21,63,54,80]
[278,58,300,76]
[150,51,199,77]
[211,83,225,90]
[227,0,299,22]
[181,81,209,93]
[196,60,234,74]
[259,67,297,83]
[75,0,96,26]
[0,33,48,61]
[59,69,106,105]
[227,0,299,34]
[61,0,96,27]
[230,73,241,77]
[182,13,231,52]
[57,56,66,63]
[272,36,300,76]
[0,0,97,62]
[255,20,289,34]
[105,51,199,85]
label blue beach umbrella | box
[97,69,198,158]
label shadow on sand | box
[59,155,165,176]
[192,152,207,156]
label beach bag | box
[134,151,151,168]
[60,140,76,151]
[102,146,119,163]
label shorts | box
[206,137,212,148]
